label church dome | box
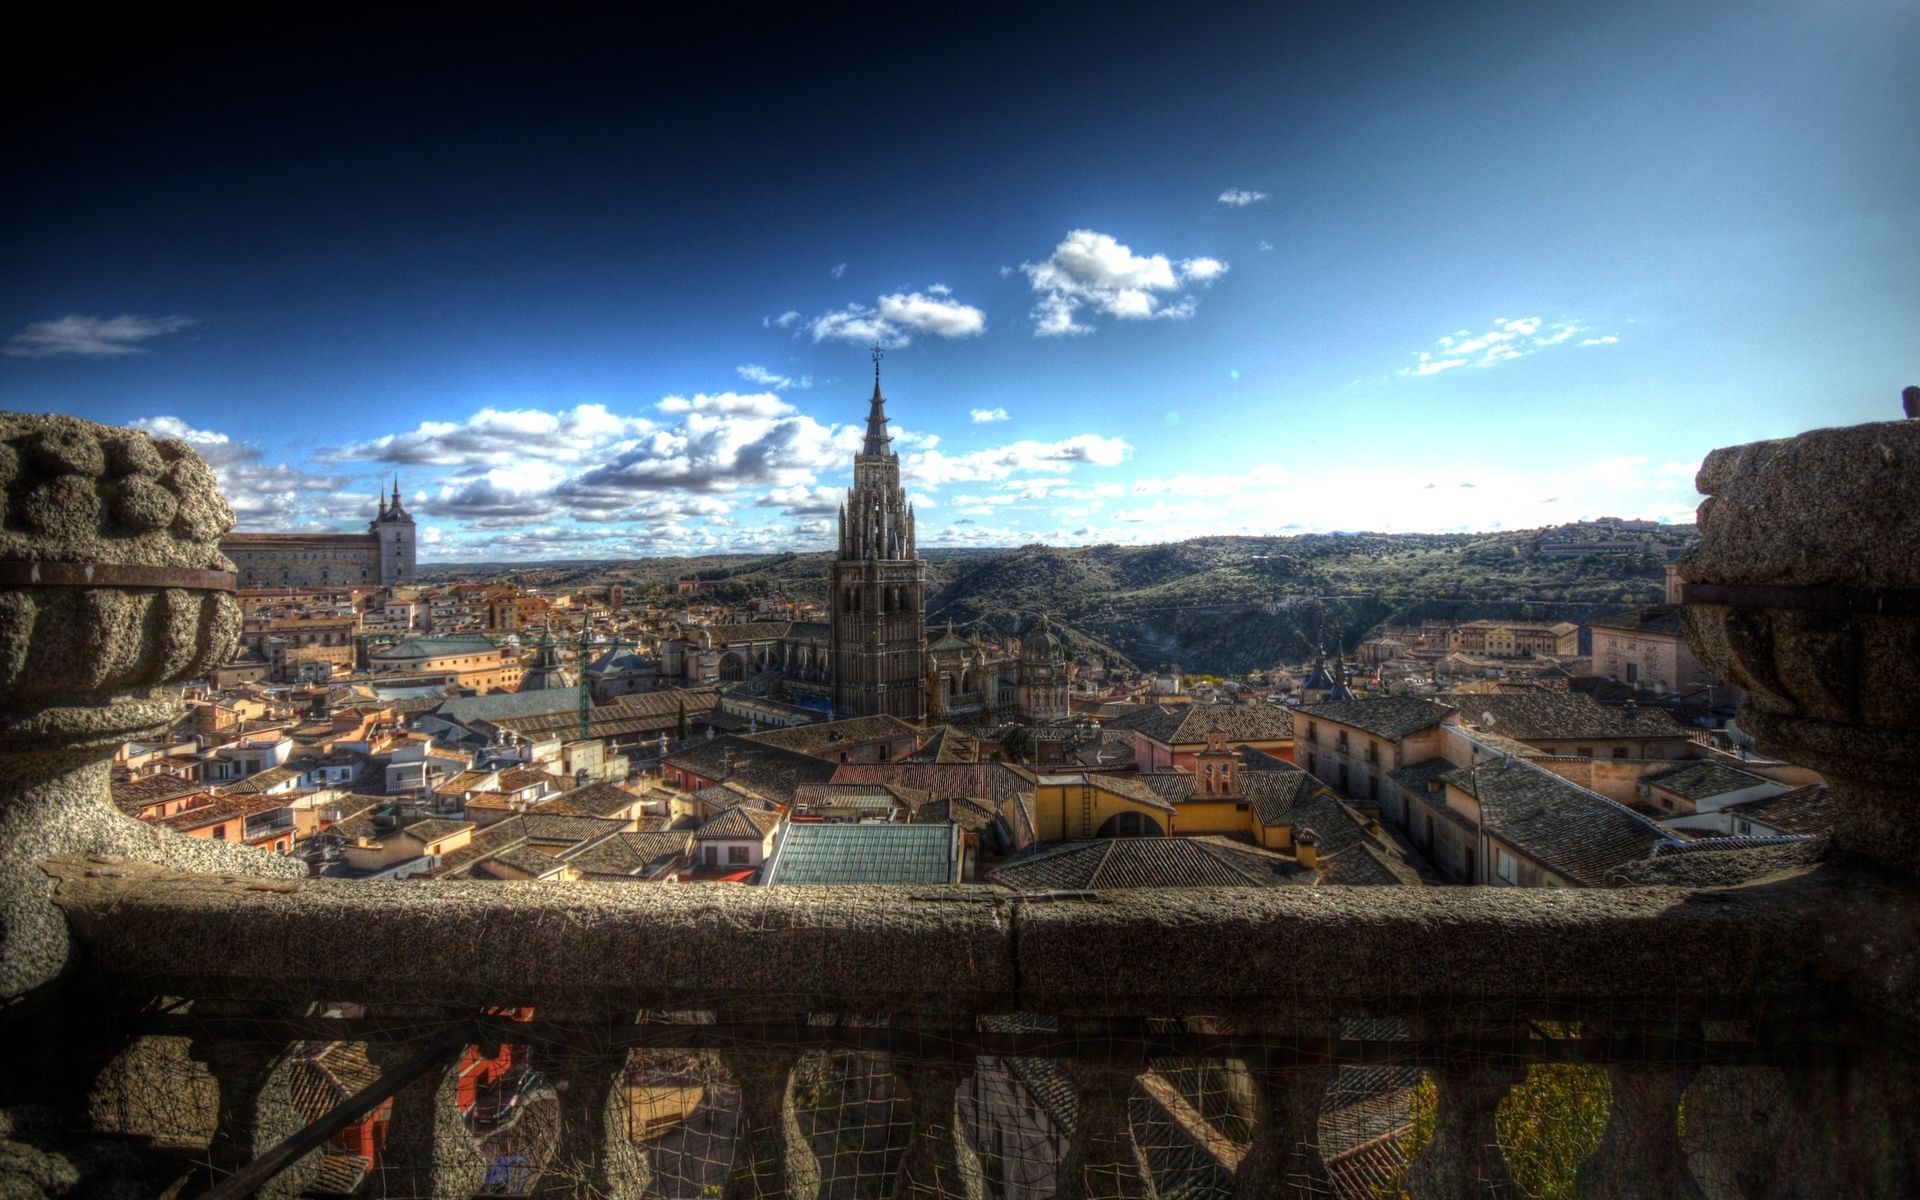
[1022,614,1065,662]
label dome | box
[1022,614,1065,662]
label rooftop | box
[763,822,961,885]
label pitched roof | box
[1443,761,1668,885]
[828,761,1036,807]
[1449,692,1684,741]
[1298,698,1457,741]
[763,822,961,885]
[1646,759,1771,800]
[1125,703,1294,746]
[694,804,782,841]
[435,688,579,727]
[790,783,930,814]
[990,837,1308,890]
[701,622,792,644]
[1723,783,1831,835]
[664,735,839,803]
[743,714,918,756]
[539,780,644,818]
[1134,766,1320,827]
[111,775,205,815]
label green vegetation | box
[422,521,1690,675]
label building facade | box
[221,482,417,589]
[830,353,927,722]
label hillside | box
[419,521,1692,675]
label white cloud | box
[970,407,1010,423]
[764,311,801,329]
[736,364,810,391]
[131,416,348,528]
[338,403,655,467]
[1400,316,1616,377]
[1259,240,1275,252]
[906,434,1132,486]
[657,391,794,418]
[1217,189,1268,207]
[1021,230,1228,336]
[830,262,847,278]
[7,314,198,358]
[808,289,987,347]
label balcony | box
[2,409,1918,1198]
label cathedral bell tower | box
[370,476,416,588]
[829,346,926,721]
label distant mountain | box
[418,522,1692,675]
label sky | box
[3,2,1915,562]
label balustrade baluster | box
[892,1051,983,1200]
[1232,1060,1334,1199]
[1407,1046,1525,1200]
[534,1026,649,1200]
[717,1043,819,1200]
[1573,1025,1702,1200]
[361,1013,485,1200]
[1058,1063,1154,1200]
[185,1014,322,1200]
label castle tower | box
[830,347,926,721]
[369,477,417,588]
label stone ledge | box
[45,858,1920,1028]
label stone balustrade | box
[0,407,1917,1199]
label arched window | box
[1096,811,1162,838]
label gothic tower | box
[370,477,417,588]
[830,348,926,721]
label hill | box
[419,521,1692,675]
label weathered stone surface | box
[0,413,300,1004]
[1680,417,1920,874]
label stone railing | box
[0,409,1917,1199]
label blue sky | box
[3,2,1914,560]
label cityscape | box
[1,4,1916,1200]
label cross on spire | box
[871,342,884,381]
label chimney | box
[1294,826,1319,870]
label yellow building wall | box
[1032,780,1172,841]
[1168,799,1254,837]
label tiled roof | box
[1386,757,1455,793]
[1647,759,1771,799]
[763,822,960,885]
[744,715,918,756]
[111,775,205,815]
[612,689,721,719]
[1589,604,1685,637]
[1448,692,1683,741]
[1444,761,1668,885]
[665,735,839,803]
[791,783,930,813]
[828,762,1036,807]
[702,622,791,644]
[398,817,469,845]
[1298,698,1457,741]
[1134,764,1318,826]
[989,836,1308,890]
[481,844,569,879]
[153,792,289,832]
[694,804,782,841]
[435,688,579,727]
[1724,783,1831,835]
[539,780,641,817]
[562,829,692,877]
[1125,702,1294,746]
[913,796,1000,833]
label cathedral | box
[830,350,928,721]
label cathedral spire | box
[862,342,892,456]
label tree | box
[999,725,1036,764]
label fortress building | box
[221,481,417,590]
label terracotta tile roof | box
[1449,692,1684,741]
[1589,604,1685,637]
[743,715,919,756]
[1124,702,1294,746]
[1299,698,1457,741]
[1724,783,1832,835]
[1443,760,1669,884]
[828,761,1036,807]
[538,780,642,817]
[110,775,205,815]
[989,836,1308,890]
[665,736,838,803]
[693,804,782,841]
[1647,759,1771,799]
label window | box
[1576,746,1593,758]
[728,845,749,865]
[1337,731,1349,752]
[1626,663,1639,684]
[1306,722,1317,744]
[1306,752,1317,775]
[704,845,718,866]
[1368,775,1379,801]
[1495,847,1517,884]
[212,825,226,840]
[1366,741,1379,765]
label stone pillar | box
[1573,1031,1702,1200]
[1057,1063,1154,1200]
[1406,1053,1524,1200]
[716,1045,818,1200]
[1679,415,1920,874]
[892,1056,982,1200]
[184,1022,323,1200]
[363,1018,486,1200]
[1232,1062,1333,1199]
[0,414,302,1004]
[535,1035,649,1200]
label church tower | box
[830,347,926,722]
[370,477,417,588]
